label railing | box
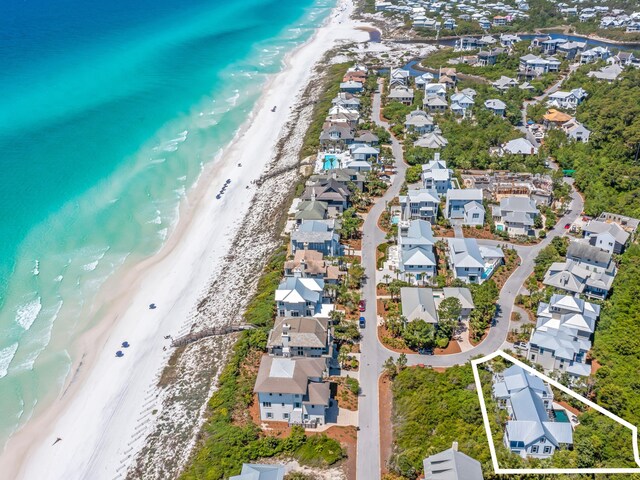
[288,419,319,429]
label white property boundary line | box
[471,350,640,474]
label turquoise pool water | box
[554,409,570,423]
[323,154,339,170]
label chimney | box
[282,323,291,355]
[452,441,459,452]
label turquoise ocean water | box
[0,0,335,448]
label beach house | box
[547,88,587,110]
[484,98,507,116]
[275,276,328,318]
[414,131,449,149]
[290,220,341,257]
[301,178,350,212]
[401,287,475,323]
[446,238,504,284]
[445,188,485,225]
[493,365,573,459]
[397,219,437,284]
[582,219,631,254]
[405,110,436,134]
[267,316,331,360]
[492,196,539,236]
[399,188,440,223]
[421,154,454,196]
[284,249,342,283]
[527,294,600,378]
[254,356,330,427]
[543,242,617,299]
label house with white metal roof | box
[527,294,600,378]
[400,287,475,323]
[421,153,454,196]
[446,238,504,284]
[445,188,485,225]
[230,464,285,480]
[400,188,440,223]
[493,365,573,458]
[397,219,437,284]
[492,196,539,236]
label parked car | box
[564,223,571,229]
[358,300,366,312]
[359,316,366,328]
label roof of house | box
[405,110,436,127]
[305,381,331,406]
[294,200,328,221]
[284,249,341,281]
[230,464,285,480]
[447,238,485,269]
[267,317,329,350]
[414,132,449,149]
[442,287,475,310]
[485,99,507,111]
[503,138,537,155]
[275,277,324,304]
[583,220,630,244]
[401,287,438,323]
[302,179,350,203]
[291,220,338,244]
[446,188,483,201]
[402,188,440,204]
[567,241,612,265]
[254,356,325,394]
[544,109,573,123]
[422,445,484,480]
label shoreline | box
[0,1,369,478]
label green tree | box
[403,320,436,350]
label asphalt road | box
[355,81,584,479]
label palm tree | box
[383,273,392,285]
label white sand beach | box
[0,1,369,479]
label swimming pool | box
[323,154,339,170]
[554,409,570,423]
[391,215,400,225]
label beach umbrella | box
[122,341,130,348]
[149,303,156,310]
[116,351,124,357]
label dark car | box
[359,316,366,328]
[358,300,366,312]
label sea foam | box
[15,297,42,331]
[0,343,19,379]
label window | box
[278,393,282,397]
[281,403,285,407]
[291,311,300,317]
[543,446,552,454]
[540,437,546,444]
[303,414,309,420]
[472,213,480,219]
[262,402,271,407]
[294,402,301,408]
[283,413,289,419]
[266,412,273,419]
[531,446,539,454]
[530,354,536,360]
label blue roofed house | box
[493,365,573,459]
[445,188,485,225]
[399,188,440,223]
[230,464,285,480]
[527,294,600,379]
[397,219,437,284]
[422,442,483,480]
[421,153,453,196]
[290,220,341,257]
[450,92,474,117]
[446,238,504,284]
[484,98,507,116]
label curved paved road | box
[356,83,584,480]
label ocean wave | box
[82,260,99,272]
[148,210,162,225]
[54,275,64,282]
[152,130,189,153]
[0,343,19,379]
[15,297,42,331]
[13,300,64,372]
[226,90,240,106]
[148,158,167,165]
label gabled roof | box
[401,287,438,323]
[268,317,329,349]
[567,241,612,265]
[230,463,285,480]
[484,98,507,110]
[422,445,483,480]
[414,132,449,149]
[503,138,537,155]
[583,220,630,244]
[447,238,484,269]
[275,277,324,304]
